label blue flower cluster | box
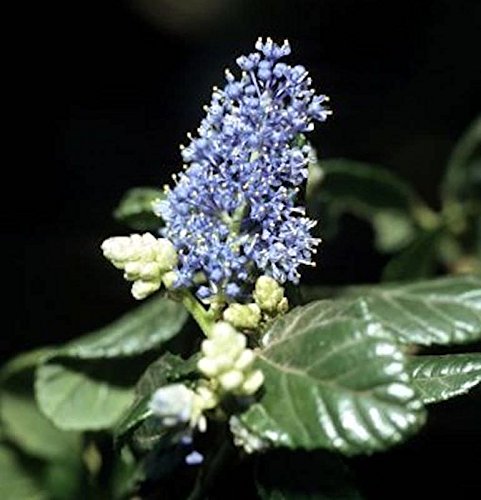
[155,38,330,300]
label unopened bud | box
[162,271,178,289]
[210,321,238,340]
[102,233,179,300]
[241,369,264,395]
[218,370,244,391]
[131,279,161,300]
[198,321,264,397]
[197,357,219,377]
[140,262,162,281]
[234,349,255,370]
[253,275,286,313]
[123,261,143,281]
[155,238,178,272]
[101,236,136,265]
[223,303,261,330]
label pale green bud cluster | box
[150,382,218,432]
[101,233,178,300]
[253,275,288,314]
[223,303,261,330]
[197,322,264,396]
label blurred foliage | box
[308,115,481,280]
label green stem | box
[181,291,215,337]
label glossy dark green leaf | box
[240,317,425,455]
[407,354,481,404]
[302,276,481,346]
[256,449,363,500]
[62,296,187,359]
[442,116,481,201]
[35,356,152,431]
[113,187,165,230]
[346,275,481,345]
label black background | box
[7,0,481,496]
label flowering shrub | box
[1,40,480,499]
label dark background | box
[7,0,481,496]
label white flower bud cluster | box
[149,382,218,433]
[229,416,269,454]
[197,322,264,396]
[101,233,178,300]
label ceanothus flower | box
[155,38,331,300]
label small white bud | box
[162,270,178,289]
[123,261,142,281]
[234,349,255,370]
[218,370,244,391]
[131,279,161,300]
[241,369,264,395]
[210,321,238,340]
[101,236,135,264]
[200,339,218,358]
[197,357,219,377]
[139,262,161,281]
[141,233,158,245]
[214,353,236,372]
[155,238,178,272]
[195,385,218,410]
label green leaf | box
[0,367,81,462]
[309,159,420,250]
[381,229,442,281]
[0,349,52,383]
[115,353,199,450]
[407,354,481,404]
[35,356,152,431]
[0,443,46,500]
[29,297,187,431]
[317,159,418,214]
[62,296,188,359]
[44,460,86,500]
[345,275,481,345]
[256,449,363,500]
[442,116,481,201]
[302,276,481,346]
[114,394,152,447]
[113,187,165,230]
[240,317,425,455]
